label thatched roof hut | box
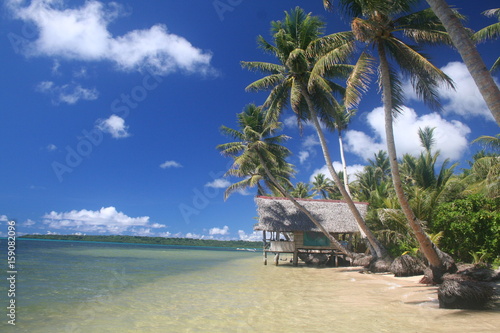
[254,196,368,233]
[253,196,369,266]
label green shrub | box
[432,194,499,263]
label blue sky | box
[0,0,498,240]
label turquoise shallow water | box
[1,239,499,333]
[1,239,259,332]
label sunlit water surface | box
[1,239,498,332]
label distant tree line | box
[19,234,262,249]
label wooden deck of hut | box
[254,196,368,266]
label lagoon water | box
[1,239,499,332]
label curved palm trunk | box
[378,44,445,275]
[301,91,388,259]
[256,153,354,258]
[338,129,352,197]
[425,0,500,125]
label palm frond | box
[396,8,460,45]
[262,81,291,123]
[344,52,375,109]
[385,37,454,111]
[241,61,285,75]
[473,8,500,43]
[490,57,500,73]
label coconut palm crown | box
[217,104,294,200]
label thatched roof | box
[254,196,368,233]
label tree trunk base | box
[390,255,425,277]
[368,256,393,273]
[351,253,372,267]
[438,279,497,309]
[420,248,457,284]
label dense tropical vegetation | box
[218,3,499,279]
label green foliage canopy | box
[431,194,499,263]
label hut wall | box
[293,231,336,250]
[269,241,295,252]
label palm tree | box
[333,0,458,281]
[290,182,315,198]
[312,173,334,199]
[217,104,354,257]
[324,107,356,196]
[242,7,389,261]
[368,150,391,182]
[473,8,500,73]
[218,104,295,199]
[400,127,456,191]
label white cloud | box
[309,162,365,183]
[51,59,60,75]
[185,232,204,239]
[238,230,262,242]
[438,62,496,121]
[302,134,320,149]
[343,130,385,161]
[209,225,229,235]
[205,178,231,188]
[283,116,297,128]
[130,227,152,236]
[405,62,496,121]
[0,215,8,222]
[160,160,182,169]
[298,151,310,164]
[295,135,320,164]
[36,80,98,104]
[205,178,251,196]
[42,206,163,234]
[8,0,213,75]
[22,219,36,226]
[158,231,172,237]
[344,107,471,162]
[96,115,130,138]
[46,143,57,151]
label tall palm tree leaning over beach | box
[241,7,390,263]
[217,104,355,258]
[323,0,500,125]
[323,0,458,282]
[424,0,500,125]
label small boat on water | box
[236,248,257,252]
